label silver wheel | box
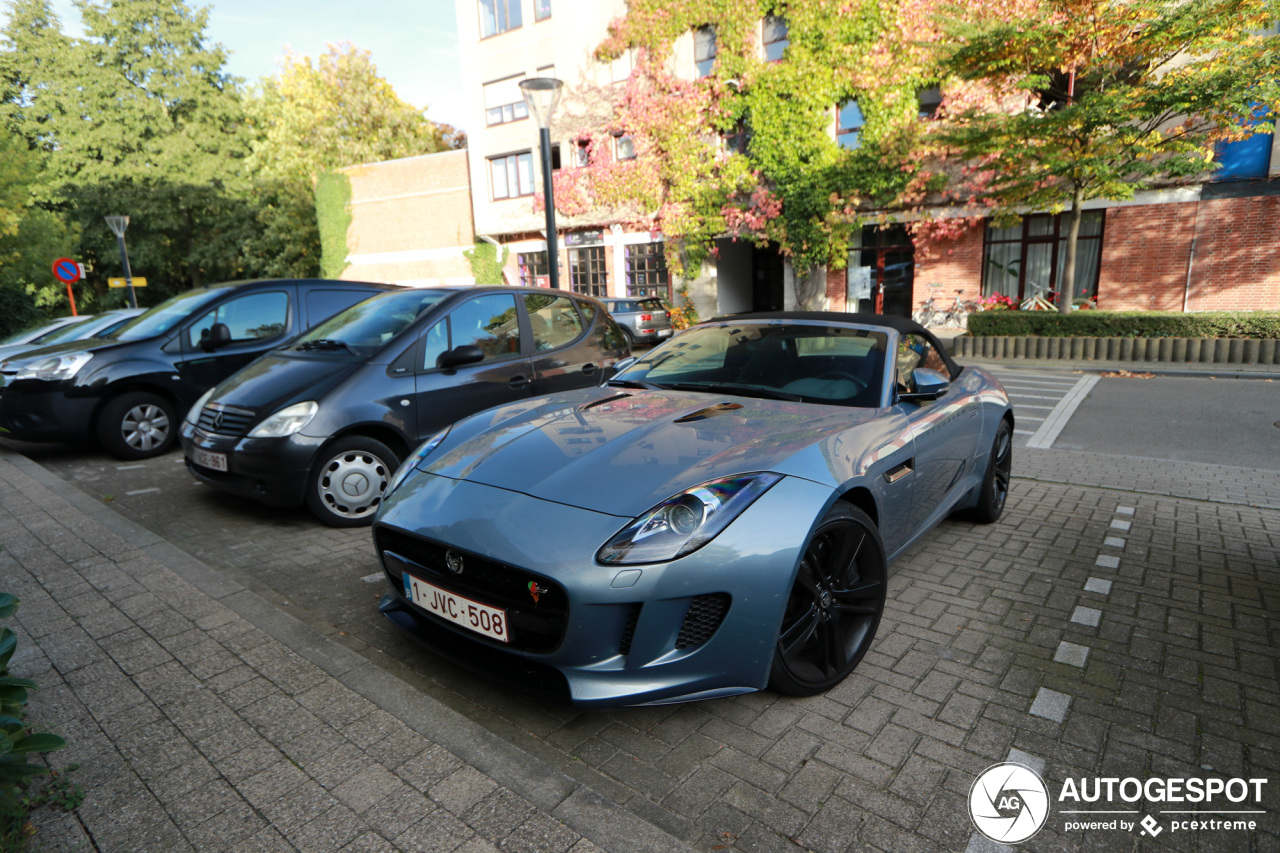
[314,447,391,521]
[121,403,171,452]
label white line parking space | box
[982,367,1087,447]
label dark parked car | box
[179,286,628,527]
[0,279,395,459]
[371,313,1013,706]
[0,315,88,360]
[0,309,145,375]
[600,297,673,346]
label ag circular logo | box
[969,762,1050,844]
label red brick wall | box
[913,223,985,310]
[826,268,847,311]
[1187,196,1280,311]
[1097,203,1196,310]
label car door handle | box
[884,460,914,484]
[508,375,530,389]
[581,363,598,375]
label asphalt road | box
[1051,374,1280,469]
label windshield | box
[0,319,67,346]
[108,289,224,342]
[295,288,448,355]
[36,315,109,345]
[612,322,889,407]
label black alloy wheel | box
[963,418,1012,524]
[769,503,887,696]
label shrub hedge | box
[966,310,1280,338]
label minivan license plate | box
[192,448,227,472]
[403,573,508,643]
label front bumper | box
[179,422,321,507]
[373,471,833,707]
[0,381,95,443]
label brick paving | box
[5,422,1280,851]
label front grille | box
[375,526,568,654]
[675,594,730,650]
[196,403,255,439]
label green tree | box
[247,42,462,182]
[935,0,1280,312]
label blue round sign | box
[52,258,81,284]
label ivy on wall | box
[314,171,353,279]
[463,241,510,285]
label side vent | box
[619,603,642,655]
[675,594,730,649]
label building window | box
[694,26,716,78]
[625,243,671,300]
[983,211,1105,305]
[837,100,863,150]
[534,0,551,21]
[615,135,636,161]
[479,0,521,38]
[483,74,527,126]
[917,86,942,119]
[847,225,914,317]
[722,119,751,154]
[489,152,535,200]
[569,246,608,297]
[762,15,789,61]
[518,251,549,287]
[571,139,590,167]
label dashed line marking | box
[1054,642,1090,668]
[1116,506,1135,515]
[124,488,160,496]
[361,573,384,584]
[1084,577,1113,595]
[116,464,145,470]
[1103,536,1126,548]
[1071,606,1102,627]
[1030,688,1071,722]
[1095,555,1120,569]
[1110,519,1132,531]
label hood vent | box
[579,393,632,412]
[674,402,744,423]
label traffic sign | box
[52,258,82,284]
[108,277,147,289]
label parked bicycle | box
[912,284,981,329]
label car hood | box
[423,386,898,517]
[208,351,361,415]
[0,336,136,367]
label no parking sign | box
[52,257,85,315]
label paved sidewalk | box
[0,449,689,853]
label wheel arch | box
[833,485,879,530]
[322,423,412,463]
[91,381,182,431]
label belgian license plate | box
[403,573,509,643]
[192,447,227,472]
[657,328,673,338]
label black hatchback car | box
[0,279,394,459]
[179,286,628,526]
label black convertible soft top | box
[706,311,962,380]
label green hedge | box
[966,310,1280,338]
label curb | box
[4,449,694,853]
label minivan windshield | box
[108,289,223,342]
[294,288,448,356]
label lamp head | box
[519,77,564,129]
[104,215,130,237]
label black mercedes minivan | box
[0,279,395,459]
[179,285,628,526]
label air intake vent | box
[618,603,642,655]
[675,594,730,649]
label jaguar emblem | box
[444,549,464,574]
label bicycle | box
[1021,284,1057,311]
[911,283,949,328]
[942,292,982,329]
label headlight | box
[384,426,451,498]
[247,401,318,438]
[597,472,782,565]
[14,352,92,382]
[185,387,217,426]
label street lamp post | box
[519,77,564,290]
[104,215,138,309]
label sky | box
[2,0,468,131]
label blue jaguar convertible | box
[372,313,1013,706]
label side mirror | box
[201,322,232,352]
[436,345,485,370]
[899,367,950,402]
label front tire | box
[769,503,887,697]
[306,436,399,527]
[963,418,1012,524]
[97,392,177,460]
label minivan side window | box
[446,294,522,360]
[523,293,583,351]
[421,320,449,369]
[189,291,289,348]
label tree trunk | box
[1060,185,1084,314]
[796,263,828,311]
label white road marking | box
[1104,537,1126,548]
[125,488,160,496]
[116,464,145,470]
[361,573,384,584]
[1111,519,1131,531]
[1025,375,1100,449]
[1085,578,1113,594]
